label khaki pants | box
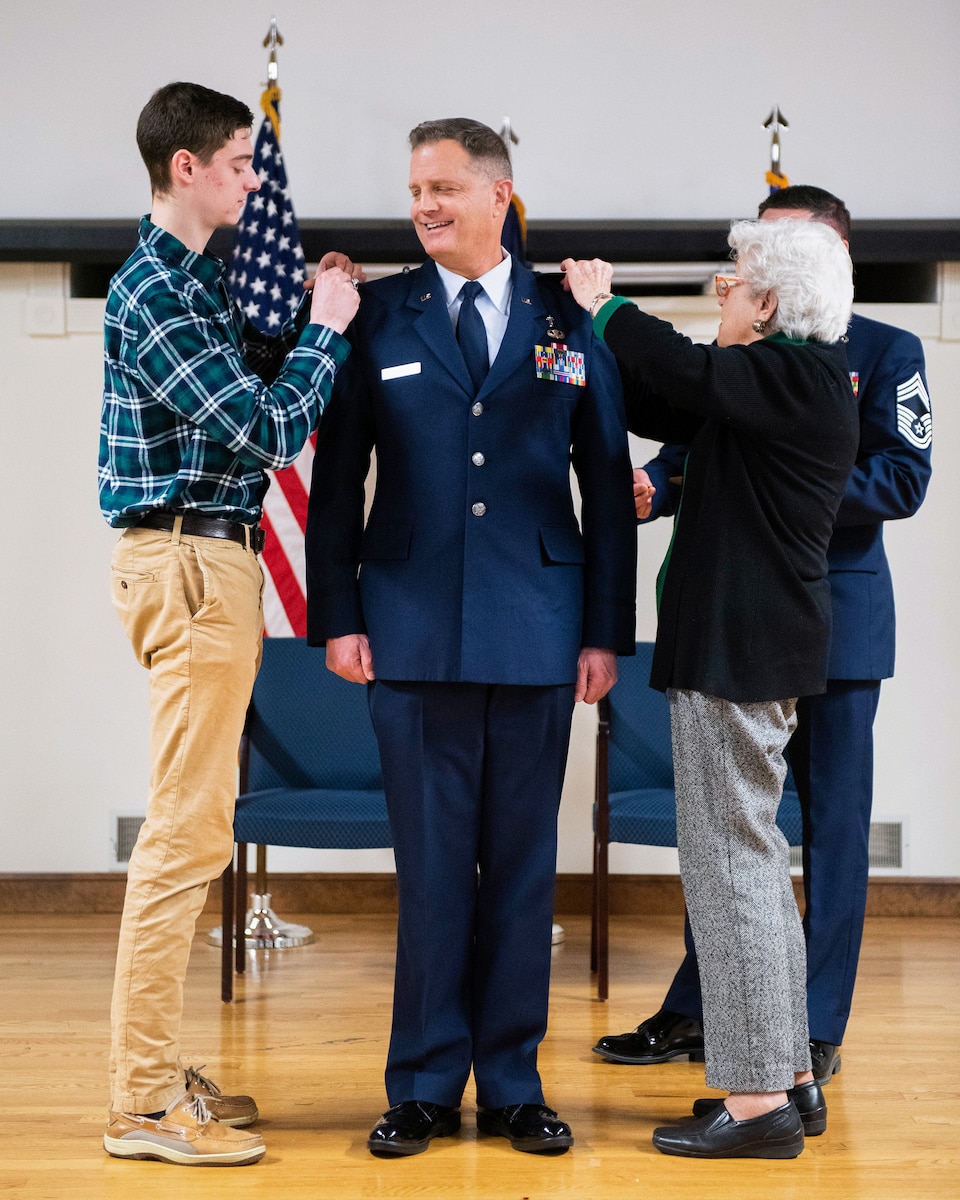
[108,523,263,1114]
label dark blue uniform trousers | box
[368,678,575,1109]
[663,680,881,1046]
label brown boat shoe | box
[104,1092,265,1166]
[184,1065,259,1127]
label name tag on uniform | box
[535,344,586,386]
[381,361,422,381]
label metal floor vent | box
[115,816,146,863]
[790,820,903,870]
[866,821,904,869]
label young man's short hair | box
[136,81,254,196]
[758,185,852,242]
[408,118,512,181]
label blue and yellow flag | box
[502,193,528,265]
[498,120,528,264]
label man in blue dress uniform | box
[305,118,637,1157]
[594,186,933,1099]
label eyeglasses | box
[714,274,745,298]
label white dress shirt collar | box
[436,252,513,317]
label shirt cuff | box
[301,324,352,366]
[592,295,632,341]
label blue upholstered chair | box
[220,637,391,1001]
[591,642,802,1000]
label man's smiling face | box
[408,138,511,279]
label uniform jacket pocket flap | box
[539,524,585,564]
[361,521,413,561]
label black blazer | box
[602,303,859,703]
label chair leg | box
[221,851,234,1003]
[236,843,248,976]
[590,834,599,973]
[593,718,611,1001]
[597,835,609,1002]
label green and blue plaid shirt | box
[99,217,350,527]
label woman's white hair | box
[729,217,853,343]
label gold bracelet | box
[589,291,613,317]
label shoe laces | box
[185,1064,222,1098]
[154,1091,212,1134]
[182,1092,212,1128]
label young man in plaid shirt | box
[98,81,361,1166]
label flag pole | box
[498,116,528,267]
[498,119,558,942]
[262,15,282,137]
[207,16,314,955]
[510,109,561,945]
[764,105,790,192]
[264,14,282,78]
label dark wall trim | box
[3,218,960,266]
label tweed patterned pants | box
[668,688,812,1093]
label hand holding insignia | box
[560,258,615,314]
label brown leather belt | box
[137,512,265,554]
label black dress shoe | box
[653,1101,804,1159]
[367,1101,460,1157]
[810,1039,842,1085]
[476,1104,573,1154]
[692,1079,827,1136]
[592,1007,705,1064]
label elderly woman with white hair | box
[563,218,858,1160]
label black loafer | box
[653,1100,804,1159]
[477,1104,573,1154]
[592,1008,705,1064]
[692,1079,827,1136]
[810,1039,842,1085]
[367,1101,460,1157]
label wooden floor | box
[3,911,959,1200]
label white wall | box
[3,1,959,221]
[1,0,958,878]
[1,270,956,877]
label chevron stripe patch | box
[895,372,933,449]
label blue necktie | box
[457,280,489,392]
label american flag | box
[228,84,312,636]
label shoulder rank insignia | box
[896,371,933,450]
